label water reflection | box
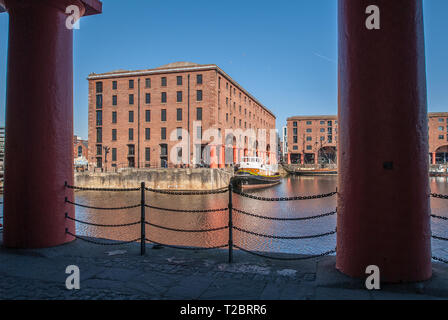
[0,176,446,258]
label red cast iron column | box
[337,0,431,281]
[2,0,101,248]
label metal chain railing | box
[144,186,228,195]
[65,199,140,211]
[233,208,336,221]
[65,214,140,228]
[431,214,448,221]
[433,256,448,264]
[65,183,140,192]
[431,193,448,200]
[432,235,448,242]
[145,221,228,233]
[233,245,336,261]
[233,226,336,240]
[145,204,228,214]
[145,238,228,251]
[66,230,140,246]
[232,189,337,201]
[49,181,447,264]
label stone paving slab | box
[1,236,448,300]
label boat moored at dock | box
[232,157,281,190]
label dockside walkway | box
[1,236,448,300]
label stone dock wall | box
[74,168,234,190]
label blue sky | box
[0,0,447,138]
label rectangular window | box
[129,128,134,141]
[328,121,333,127]
[177,127,182,140]
[177,91,182,102]
[320,128,325,133]
[129,80,134,89]
[197,90,203,101]
[96,157,102,168]
[306,136,312,141]
[177,108,182,121]
[161,92,167,103]
[293,136,298,143]
[439,126,444,131]
[306,145,312,150]
[129,94,134,105]
[96,110,102,126]
[293,128,298,135]
[306,128,312,133]
[112,129,117,141]
[197,126,202,139]
[145,93,151,104]
[112,111,117,124]
[197,107,202,121]
[112,81,117,90]
[161,127,166,140]
[129,111,134,123]
[96,94,103,108]
[161,109,167,121]
[306,121,312,125]
[96,127,102,143]
[112,148,117,161]
[145,148,150,161]
[112,95,117,106]
[145,128,150,140]
[197,74,203,84]
[293,121,297,127]
[145,78,151,88]
[177,76,182,85]
[161,77,167,87]
[439,135,444,140]
[128,145,135,156]
[96,82,103,93]
[145,110,151,122]
[96,145,102,155]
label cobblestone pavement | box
[1,236,448,300]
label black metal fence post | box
[228,182,233,263]
[140,181,146,256]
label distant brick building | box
[87,62,276,170]
[429,112,448,164]
[286,115,338,164]
[73,135,88,169]
[286,112,448,165]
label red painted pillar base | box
[218,146,225,168]
[432,152,436,165]
[337,0,431,282]
[2,0,101,248]
[287,153,291,165]
[232,146,237,164]
[210,145,218,168]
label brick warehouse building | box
[286,112,448,165]
[429,112,448,164]
[286,115,338,165]
[87,62,276,170]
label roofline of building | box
[87,64,276,119]
[287,112,448,121]
[287,115,338,121]
[429,112,448,117]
